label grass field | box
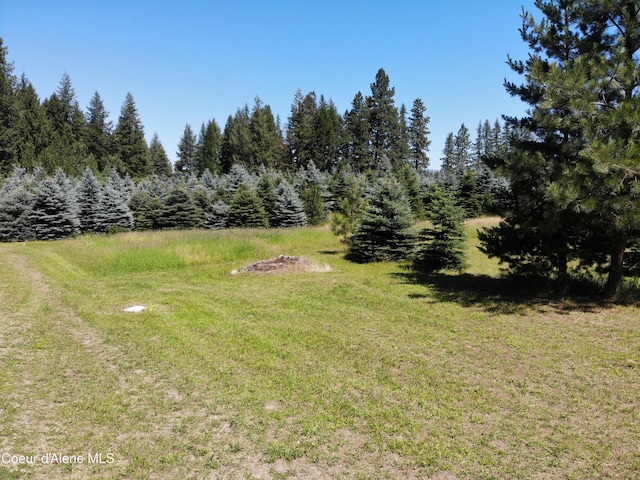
[0,222,639,479]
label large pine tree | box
[113,93,150,178]
[367,68,403,168]
[480,0,640,298]
[175,123,197,174]
[408,98,430,171]
[85,91,113,171]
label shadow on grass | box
[392,269,620,315]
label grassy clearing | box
[0,222,639,479]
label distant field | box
[0,221,639,479]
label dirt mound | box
[233,255,331,274]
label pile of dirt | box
[233,255,331,274]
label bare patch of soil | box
[235,255,331,274]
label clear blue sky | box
[1,0,537,170]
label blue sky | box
[1,0,537,169]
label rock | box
[123,305,147,313]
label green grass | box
[0,223,639,479]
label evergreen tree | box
[344,91,372,172]
[40,74,92,176]
[314,95,343,170]
[348,176,417,262]
[250,97,281,170]
[149,133,172,176]
[28,175,80,240]
[157,187,203,230]
[296,160,333,212]
[14,75,49,171]
[129,190,159,230]
[408,98,430,171]
[54,72,86,142]
[414,187,467,272]
[330,177,367,244]
[256,171,279,226]
[76,167,102,232]
[440,132,456,179]
[300,183,327,225]
[367,68,403,167]
[204,199,229,230]
[272,179,307,228]
[175,123,197,174]
[195,119,221,174]
[113,93,150,178]
[85,91,113,171]
[0,166,35,241]
[480,0,640,298]
[220,106,252,172]
[0,38,19,174]
[286,90,318,168]
[227,183,269,228]
[128,175,167,230]
[96,182,134,233]
[396,163,425,219]
[456,170,482,218]
[223,163,255,201]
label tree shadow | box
[317,250,343,256]
[392,269,612,315]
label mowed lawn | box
[0,222,639,479]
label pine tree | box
[85,91,113,171]
[149,133,172,176]
[344,91,372,172]
[220,106,252,172]
[223,163,255,201]
[0,167,35,241]
[175,123,197,174]
[250,97,281,170]
[76,167,102,232]
[29,175,80,240]
[227,183,269,228]
[256,171,279,226]
[414,187,467,272]
[408,98,430,171]
[300,184,327,225]
[14,75,48,171]
[440,132,456,180]
[272,179,307,228]
[204,199,229,230]
[329,165,367,243]
[95,183,133,233]
[480,0,640,298]
[367,68,403,168]
[348,176,417,262]
[314,95,343,170]
[157,187,203,230]
[0,38,19,174]
[113,93,151,178]
[195,119,221,174]
[286,90,318,168]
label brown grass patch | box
[235,255,332,274]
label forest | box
[2,0,640,300]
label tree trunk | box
[604,233,627,300]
